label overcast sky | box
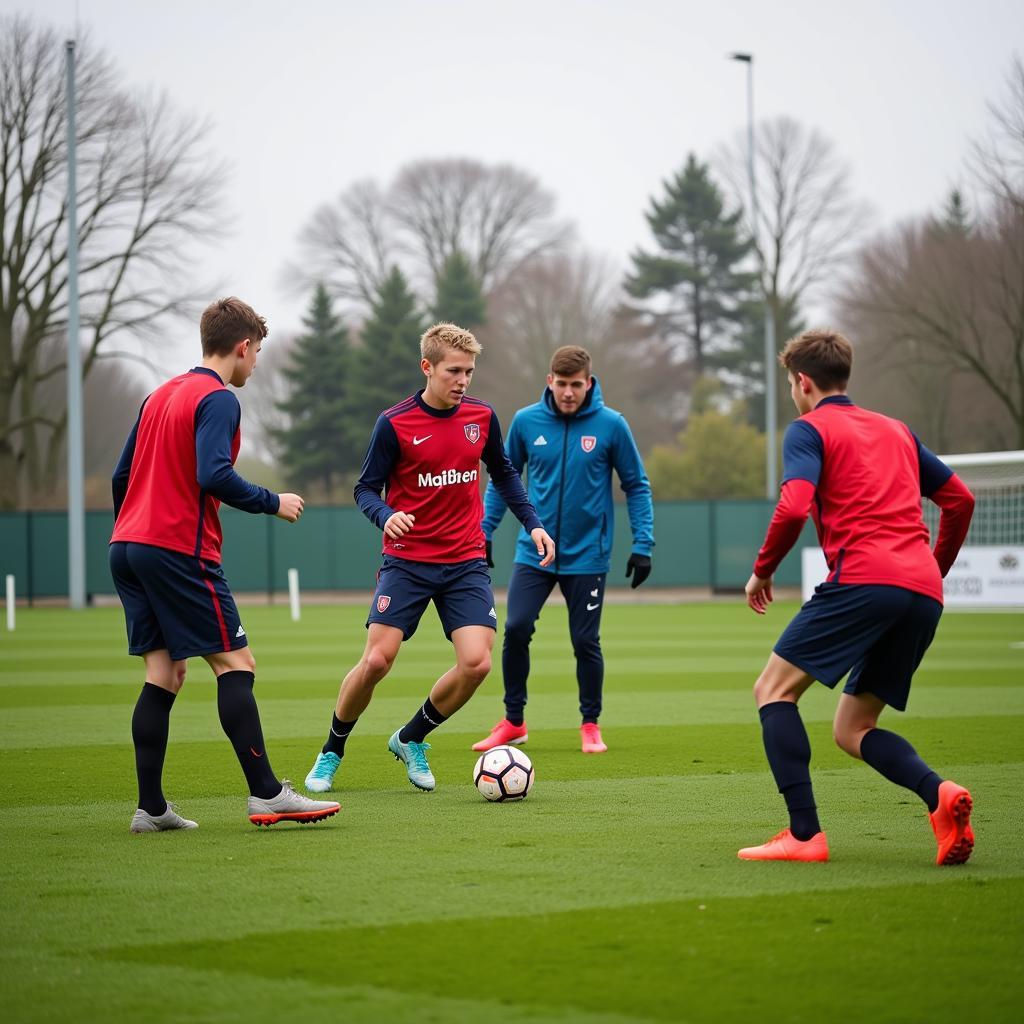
[6,0,1023,360]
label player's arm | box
[111,400,145,520]
[612,415,655,587]
[353,414,409,538]
[747,421,822,613]
[482,411,554,567]
[481,412,526,563]
[915,435,976,576]
[195,391,281,515]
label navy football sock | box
[216,670,279,799]
[860,728,942,811]
[759,701,822,841]
[505,713,525,727]
[131,682,176,816]
[399,698,448,744]
[323,714,358,757]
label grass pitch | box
[1,600,1022,1023]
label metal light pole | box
[730,52,777,497]
[66,39,86,609]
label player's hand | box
[384,511,415,539]
[625,553,651,589]
[531,528,555,567]
[276,493,304,523]
[745,572,773,614]
[485,539,494,568]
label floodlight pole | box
[730,52,777,498]
[66,39,86,609]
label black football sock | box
[399,698,449,744]
[323,714,358,756]
[506,713,525,727]
[216,670,280,799]
[860,728,943,812]
[759,701,822,841]
[131,682,176,816]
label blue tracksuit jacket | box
[481,378,654,574]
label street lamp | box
[729,52,777,498]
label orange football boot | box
[737,828,830,862]
[929,780,974,866]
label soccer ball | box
[473,745,535,802]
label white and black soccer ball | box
[473,745,535,802]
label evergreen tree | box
[348,267,427,431]
[431,250,487,329]
[272,284,358,502]
[932,188,972,236]
[627,154,758,380]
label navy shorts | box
[109,542,248,662]
[367,555,496,641]
[774,583,943,711]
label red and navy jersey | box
[111,367,278,563]
[754,396,974,603]
[355,391,542,564]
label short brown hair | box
[420,322,481,365]
[200,297,268,357]
[779,329,852,390]
[550,345,591,378]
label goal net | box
[922,450,1024,546]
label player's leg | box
[560,573,607,752]
[390,560,497,790]
[839,593,973,865]
[388,624,495,792]
[737,653,828,860]
[110,541,197,833]
[305,624,404,791]
[472,563,554,751]
[205,645,340,826]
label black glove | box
[485,539,494,568]
[625,553,651,589]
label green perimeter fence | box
[0,502,817,601]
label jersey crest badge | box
[581,436,597,453]
[464,423,480,444]
[377,595,391,612]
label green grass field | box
[1,600,1022,1023]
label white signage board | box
[801,546,1024,607]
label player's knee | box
[172,663,187,691]
[363,646,396,679]
[504,617,535,647]
[833,722,866,758]
[572,638,601,661]
[235,648,257,674]
[461,652,491,686]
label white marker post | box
[287,568,300,622]
[6,575,14,632]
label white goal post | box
[802,450,1024,607]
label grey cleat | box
[129,803,199,833]
[247,779,340,827]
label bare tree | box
[476,251,677,453]
[0,16,225,508]
[389,158,571,294]
[717,117,869,331]
[284,179,394,312]
[970,54,1024,212]
[842,200,1024,450]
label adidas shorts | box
[109,542,248,661]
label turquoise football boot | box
[387,730,435,791]
[304,751,342,793]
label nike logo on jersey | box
[235,624,246,637]
[533,435,547,446]
[412,435,432,445]
[586,602,600,611]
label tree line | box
[2,13,1021,510]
